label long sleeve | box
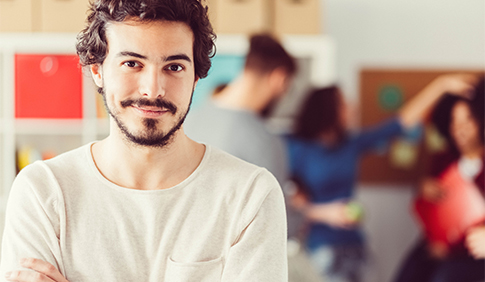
[0,162,65,281]
[221,173,288,281]
[354,117,403,153]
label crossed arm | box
[5,259,67,282]
[3,167,288,281]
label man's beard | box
[100,88,193,148]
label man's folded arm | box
[0,164,65,280]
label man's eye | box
[123,61,139,68]
[168,65,183,72]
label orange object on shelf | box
[414,162,485,247]
[15,54,83,119]
[42,150,57,160]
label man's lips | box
[133,105,165,112]
[132,105,169,116]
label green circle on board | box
[378,85,403,111]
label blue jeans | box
[394,239,485,282]
[309,244,366,282]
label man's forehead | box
[104,19,195,59]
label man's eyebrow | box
[117,51,147,59]
[116,52,191,63]
[165,54,192,63]
[117,51,192,63]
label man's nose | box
[140,67,165,98]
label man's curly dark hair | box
[75,0,216,79]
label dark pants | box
[310,244,366,282]
[394,239,485,282]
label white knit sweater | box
[1,144,287,281]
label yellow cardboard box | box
[40,0,89,32]
[274,0,321,34]
[213,0,272,34]
[0,0,34,32]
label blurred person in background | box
[394,77,485,282]
[185,33,295,185]
[286,74,479,282]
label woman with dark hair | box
[286,74,479,282]
[393,77,485,282]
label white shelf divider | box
[2,46,16,199]
[14,119,84,135]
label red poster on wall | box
[15,54,83,119]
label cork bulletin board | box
[358,69,484,185]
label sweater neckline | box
[84,141,211,194]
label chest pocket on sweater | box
[165,256,223,282]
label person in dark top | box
[286,74,480,282]
[394,77,485,282]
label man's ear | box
[193,76,200,88]
[90,64,104,88]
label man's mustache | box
[120,98,177,114]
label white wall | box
[356,185,420,282]
[322,1,484,281]
[323,0,485,101]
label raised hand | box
[431,73,479,99]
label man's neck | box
[91,125,205,190]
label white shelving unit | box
[0,32,336,217]
[0,33,105,205]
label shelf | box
[14,119,84,135]
[0,33,78,54]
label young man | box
[0,0,287,281]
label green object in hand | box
[347,201,364,222]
